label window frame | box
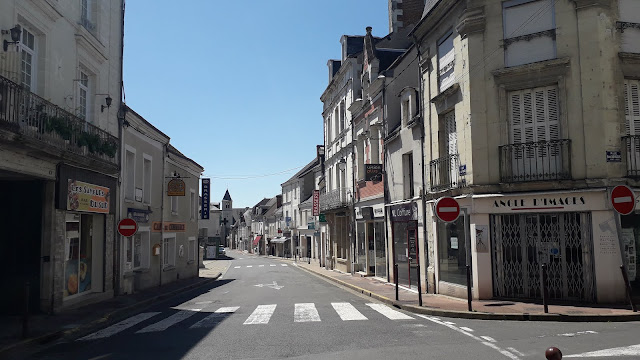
[188,236,197,263]
[163,234,176,268]
[437,30,455,93]
[142,154,152,205]
[124,146,136,201]
[502,0,556,67]
[190,188,196,220]
[171,194,178,215]
[18,26,37,92]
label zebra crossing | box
[233,264,287,269]
[78,302,414,341]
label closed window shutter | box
[625,79,640,136]
[510,86,560,156]
[445,111,457,155]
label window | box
[403,153,414,199]
[438,31,455,92]
[357,137,365,180]
[171,195,178,214]
[19,27,36,92]
[190,189,196,220]
[125,149,135,200]
[125,230,150,270]
[370,129,380,164]
[339,102,345,133]
[188,237,196,262]
[509,86,560,145]
[503,0,555,67]
[334,108,340,136]
[625,79,640,136]
[402,99,410,125]
[78,70,89,120]
[163,236,176,267]
[620,0,640,53]
[143,156,151,204]
[326,116,332,143]
[81,0,96,33]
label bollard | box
[620,265,638,312]
[542,264,549,314]
[545,346,562,360]
[394,264,399,301]
[22,282,29,339]
[466,265,472,312]
[417,263,423,307]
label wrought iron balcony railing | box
[429,153,460,192]
[499,139,571,183]
[0,75,118,166]
[319,188,352,212]
[623,135,640,177]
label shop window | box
[188,237,197,262]
[503,0,556,67]
[64,213,102,297]
[437,216,469,286]
[163,236,176,267]
[126,230,150,270]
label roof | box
[376,49,408,73]
[282,158,320,185]
[167,144,204,170]
[124,105,171,142]
[223,189,232,201]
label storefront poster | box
[475,225,489,253]
[67,180,110,213]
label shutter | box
[445,111,457,155]
[625,79,640,136]
[510,86,560,157]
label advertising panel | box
[67,180,110,213]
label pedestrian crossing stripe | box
[78,303,414,340]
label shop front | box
[56,164,116,310]
[389,202,420,289]
[355,204,386,278]
[431,189,630,304]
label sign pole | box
[614,211,637,312]
[610,186,637,312]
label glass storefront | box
[393,221,418,288]
[374,221,386,278]
[621,214,640,295]
[357,222,366,271]
[437,216,468,286]
[64,213,93,297]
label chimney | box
[388,0,426,33]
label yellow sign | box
[67,180,110,213]
[167,178,185,196]
[152,222,186,232]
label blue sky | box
[123,0,389,208]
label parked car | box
[219,245,226,256]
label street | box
[23,249,640,360]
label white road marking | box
[234,266,240,268]
[417,315,519,360]
[559,330,598,337]
[136,310,199,333]
[254,281,284,290]
[331,302,368,321]
[246,265,252,268]
[244,305,277,325]
[78,312,160,340]
[281,264,288,267]
[481,336,497,343]
[507,348,526,357]
[443,321,456,325]
[239,258,243,260]
[259,265,265,267]
[190,307,239,329]
[294,303,321,322]
[270,264,276,267]
[366,303,413,320]
[460,327,474,332]
[565,344,640,357]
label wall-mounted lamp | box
[96,94,112,112]
[2,25,21,52]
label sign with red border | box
[611,185,636,215]
[118,218,138,237]
[435,197,460,223]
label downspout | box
[381,82,391,283]
[159,144,166,287]
[350,77,357,276]
[114,0,126,296]
[411,33,431,293]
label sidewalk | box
[281,257,640,322]
[0,260,228,357]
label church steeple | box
[223,189,232,201]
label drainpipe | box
[411,33,431,294]
[351,95,357,276]
[159,144,166,287]
[381,83,391,283]
[114,0,126,297]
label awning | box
[271,237,289,244]
[252,235,262,246]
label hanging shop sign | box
[390,202,418,222]
[67,180,110,213]
[201,178,210,219]
[167,178,186,196]
[319,213,326,223]
[313,190,320,216]
[365,164,383,181]
[152,222,186,232]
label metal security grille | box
[491,213,595,302]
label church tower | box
[220,190,233,247]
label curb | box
[293,264,640,323]
[0,274,221,357]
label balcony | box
[0,75,118,167]
[319,188,352,212]
[429,153,460,192]
[499,139,571,183]
[623,135,640,177]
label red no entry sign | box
[118,218,138,237]
[611,185,636,215]
[435,197,460,223]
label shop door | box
[393,221,418,288]
[491,212,595,302]
[374,221,386,278]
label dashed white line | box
[481,336,497,343]
[281,264,288,267]
[270,265,276,267]
[259,265,265,267]
[234,266,240,268]
[246,265,252,268]
[417,315,519,360]
[507,348,526,357]
[460,327,474,332]
[444,321,456,325]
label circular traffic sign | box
[611,185,636,215]
[118,218,138,237]
[435,197,460,223]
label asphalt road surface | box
[23,249,640,360]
